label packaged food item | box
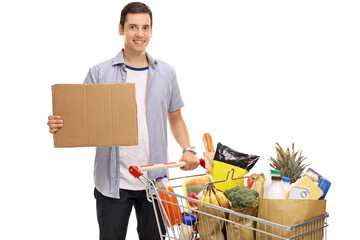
[210,142,259,191]
[284,176,323,200]
[203,133,215,173]
[263,175,272,199]
[288,186,310,199]
[156,175,182,226]
[179,214,196,240]
[183,175,213,209]
[304,168,331,200]
[203,133,215,152]
[250,173,265,198]
[282,176,291,192]
[264,175,285,199]
[263,170,281,198]
[213,142,259,170]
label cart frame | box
[129,161,329,240]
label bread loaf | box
[203,133,215,152]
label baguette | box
[203,133,215,153]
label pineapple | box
[269,143,309,183]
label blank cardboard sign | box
[51,83,138,147]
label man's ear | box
[119,24,124,36]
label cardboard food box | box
[51,83,138,147]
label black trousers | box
[94,188,166,240]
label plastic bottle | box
[263,175,271,199]
[179,214,196,240]
[265,174,285,199]
[282,176,291,192]
[270,170,281,176]
[155,175,183,227]
[263,170,281,198]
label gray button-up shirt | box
[84,50,184,198]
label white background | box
[1,0,359,239]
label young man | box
[47,2,199,240]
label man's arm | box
[168,109,199,171]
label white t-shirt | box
[119,65,150,190]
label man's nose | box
[135,28,144,37]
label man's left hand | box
[179,152,199,171]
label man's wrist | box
[182,146,197,155]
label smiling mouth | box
[134,40,145,45]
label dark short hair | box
[120,2,153,29]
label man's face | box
[119,13,152,54]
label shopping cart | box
[129,160,329,240]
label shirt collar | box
[112,49,157,68]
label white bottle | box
[179,214,195,240]
[264,170,281,198]
[282,176,291,192]
[263,174,272,199]
[265,175,285,199]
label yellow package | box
[285,176,323,199]
[210,160,248,192]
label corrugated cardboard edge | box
[51,85,57,147]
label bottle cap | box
[282,176,291,183]
[271,175,282,181]
[182,214,196,226]
[270,170,281,176]
[155,175,168,181]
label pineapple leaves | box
[269,142,310,183]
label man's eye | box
[129,26,136,30]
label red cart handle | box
[129,158,206,178]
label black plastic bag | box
[214,142,259,171]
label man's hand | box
[47,115,63,134]
[179,151,199,171]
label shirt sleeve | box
[83,67,98,84]
[168,68,184,112]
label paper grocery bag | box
[198,205,227,240]
[257,198,326,240]
[225,205,258,240]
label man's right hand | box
[47,115,63,134]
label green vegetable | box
[223,186,259,209]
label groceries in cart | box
[182,175,213,209]
[224,186,259,208]
[304,168,331,200]
[266,142,332,200]
[198,183,231,209]
[210,142,260,191]
[155,175,183,227]
[179,214,196,240]
[202,133,215,174]
[198,136,263,240]
[128,138,330,240]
